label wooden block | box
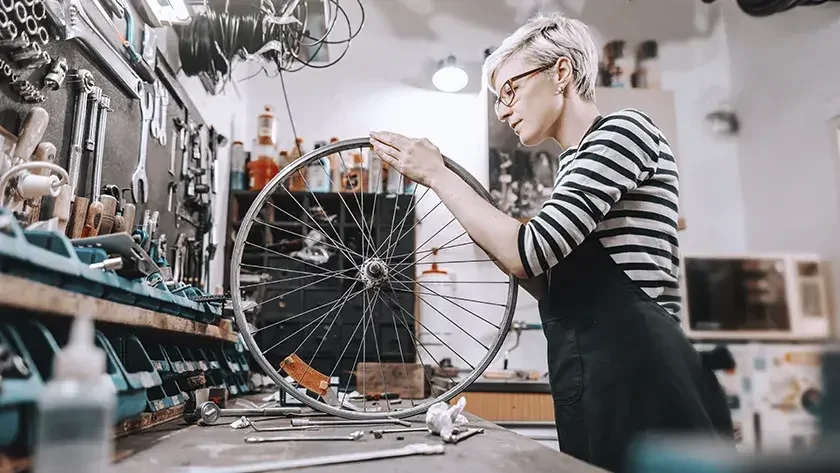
[451,392,555,422]
[355,362,427,399]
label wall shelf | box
[0,274,238,343]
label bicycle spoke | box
[335,148,378,253]
[377,185,429,256]
[390,276,502,329]
[385,237,473,262]
[381,295,456,399]
[267,189,358,266]
[387,285,507,308]
[393,216,456,268]
[251,290,361,335]
[255,217,363,259]
[385,287,416,407]
[261,284,362,355]
[245,241,338,275]
[339,284,378,409]
[365,287,393,411]
[240,267,356,289]
[241,262,357,281]
[297,282,362,394]
[381,288,471,374]
[383,199,443,262]
[380,288,475,369]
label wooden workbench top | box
[112,413,606,473]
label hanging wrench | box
[149,80,161,140]
[158,84,169,146]
[130,83,154,203]
[66,69,94,200]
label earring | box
[558,86,565,95]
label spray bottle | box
[33,314,116,473]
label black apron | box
[539,237,735,472]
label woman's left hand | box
[369,131,448,189]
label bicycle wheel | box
[230,137,518,419]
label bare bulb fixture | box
[432,55,468,93]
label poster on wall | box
[487,93,563,220]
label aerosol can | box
[33,314,116,473]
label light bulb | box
[432,56,468,93]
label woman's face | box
[492,56,567,147]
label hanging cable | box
[703,0,838,16]
[176,0,364,91]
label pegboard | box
[0,30,212,248]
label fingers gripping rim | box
[230,137,518,419]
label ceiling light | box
[432,55,468,93]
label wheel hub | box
[359,258,388,287]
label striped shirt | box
[517,108,682,318]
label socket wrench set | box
[0,317,251,453]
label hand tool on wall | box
[101,184,123,233]
[43,56,67,90]
[63,69,94,239]
[4,106,50,220]
[157,84,169,146]
[99,0,126,18]
[171,232,185,282]
[25,141,56,224]
[168,128,177,176]
[130,84,154,203]
[80,86,104,237]
[65,0,142,99]
[167,181,177,212]
[150,80,161,140]
[9,106,49,167]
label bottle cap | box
[53,312,106,381]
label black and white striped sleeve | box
[517,110,662,278]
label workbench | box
[112,408,606,473]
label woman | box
[370,12,734,473]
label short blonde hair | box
[483,13,599,102]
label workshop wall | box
[718,2,840,329]
[0,39,187,240]
[0,9,248,296]
[233,0,757,372]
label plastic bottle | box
[367,147,384,193]
[229,140,247,191]
[328,137,342,192]
[287,137,307,191]
[256,106,277,146]
[33,315,116,473]
[307,140,331,193]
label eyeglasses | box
[494,65,552,111]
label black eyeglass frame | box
[494,65,553,110]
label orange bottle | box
[342,152,368,192]
[247,156,279,190]
[287,137,307,191]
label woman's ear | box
[553,57,572,92]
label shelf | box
[0,274,238,343]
